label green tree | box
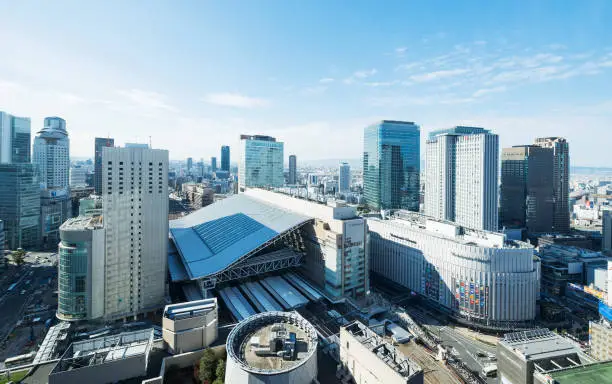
[199,349,217,384]
[215,359,225,383]
[12,249,26,266]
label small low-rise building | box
[339,321,423,384]
[497,329,595,384]
[162,298,218,354]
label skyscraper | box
[363,120,420,211]
[101,144,169,320]
[94,137,114,194]
[534,137,570,233]
[211,156,217,173]
[339,162,350,193]
[239,134,284,191]
[500,145,554,235]
[602,209,612,255]
[221,145,230,172]
[288,154,297,185]
[187,157,193,172]
[425,126,499,231]
[34,117,72,248]
[0,111,31,164]
[33,116,70,190]
[0,163,40,249]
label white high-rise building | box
[102,144,169,320]
[425,126,499,231]
[339,162,350,193]
[33,117,70,189]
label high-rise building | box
[534,137,570,233]
[238,134,284,191]
[33,117,70,189]
[363,120,420,211]
[288,154,297,185]
[34,117,71,248]
[69,165,87,188]
[94,137,114,194]
[0,164,41,250]
[221,145,230,172]
[603,209,612,255]
[425,126,499,231]
[0,219,4,255]
[186,157,193,172]
[339,162,350,193]
[500,145,554,235]
[211,156,217,173]
[0,111,31,164]
[57,212,105,321]
[101,144,169,320]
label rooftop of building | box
[371,210,532,249]
[60,215,104,231]
[163,298,217,321]
[499,329,587,363]
[537,360,612,384]
[239,134,278,142]
[227,312,318,374]
[428,125,490,139]
[343,321,422,379]
[50,329,153,374]
[169,191,313,280]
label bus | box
[481,364,497,378]
[3,351,36,369]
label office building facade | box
[69,165,87,188]
[339,162,350,193]
[221,145,230,172]
[239,135,284,191]
[102,145,169,320]
[57,215,105,321]
[34,117,72,248]
[534,137,570,233]
[363,120,420,212]
[211,156,217,173]
[500,145,554,235]
[0,111,31,164]
[0,164,41,250]
[603,209,612,255]
[288,154,297,185]
[369,212,539,327]
[94,137,114,194]
[425,126,499,231]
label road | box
[0,252,58,365]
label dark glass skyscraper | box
[288,154,297,185]
[221,145,230,172]
[500,145,554,235]
[211,157,217,172]
[363,120,420,211]
[94,137,114,194]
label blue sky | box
[1,1,611,165]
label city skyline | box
[0,2,611,166]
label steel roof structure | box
[169,193,313,287]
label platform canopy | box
[169,193,312,281]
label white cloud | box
[410,68,469,82]
[353,68,378,78]
[319,77,335,83]
[363,81,397,87]
[473,86,507,98]
[395,47,407,56]
[301,86,328,95]
[202,92,271,108]
[117,89,178,112]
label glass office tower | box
[221,145,230,172]
[0,164,41,249]
[239,135,284,191]
[363,120,420,211]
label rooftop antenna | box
[149,136,152,148]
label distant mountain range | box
[570,166,612,175]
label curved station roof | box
[169,193,312,280]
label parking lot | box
[0,251,58,368]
